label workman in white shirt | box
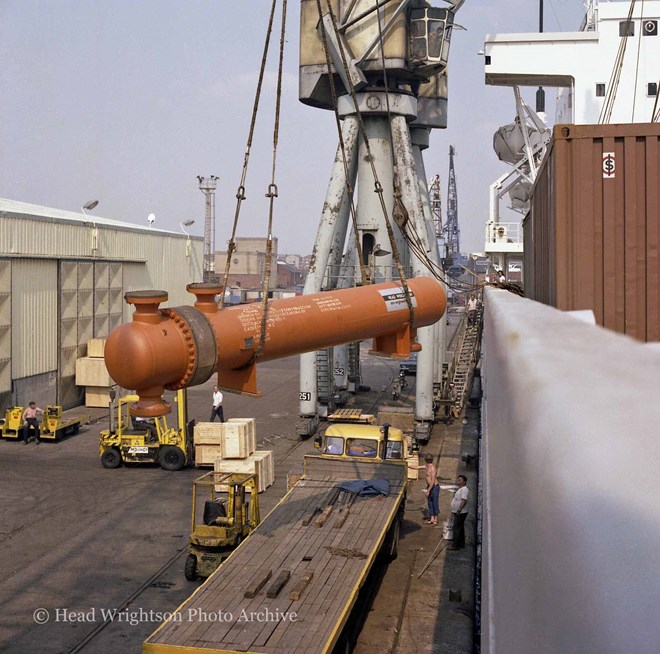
[466,294,478,326]
[448,475,469,550]
[209,385,225,423]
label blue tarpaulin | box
[338,479,390,496]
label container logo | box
[602,152,616,179]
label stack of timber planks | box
[75,339,114,407]
[193,418,274,493]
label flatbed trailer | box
[39,405,89,441]
[144,454,406,654]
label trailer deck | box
[143,456,406,654]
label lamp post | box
[81,200,99,252]
[369,245,391,283]
[197,175,219,282]
[180,219,195,257]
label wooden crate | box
[228,418,256,453]
[214,451,274,493]
[406,454,420,481]
[85,386,111,408]
[76,357,114,387]
[252,450,274,484]
[87,338,106,358]
[221,422,251,459]
[195,444,223,467]
[194,422,224,445]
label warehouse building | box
[215,236,279,289]
[0,198,204,410]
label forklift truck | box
[99,388,194,471]
[185,471,260,581]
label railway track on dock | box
[65,433,315,654]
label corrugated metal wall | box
[12,259,58,378]
[526,123,660,342]
[60,261,81,406]
[0,206,204,409]
[58,260,125,407]
[0,210,204,308]
[0,260,10,407]
[93,261,124,337]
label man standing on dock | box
[448,475,469,549]
[466,294,478,326]
[424,454,440,527]
[209,385,225,423]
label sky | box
[0,0,587,256]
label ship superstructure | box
[483,0,660,280]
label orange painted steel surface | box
[105,279,446,416]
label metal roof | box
[0,197,193,237]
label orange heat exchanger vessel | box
[104,279,446,416]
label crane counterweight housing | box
[104,279,446,417]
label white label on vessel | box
[379,288,417,312]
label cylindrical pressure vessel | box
[105,278,446,416]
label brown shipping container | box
[524,123,660,342]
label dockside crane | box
[296,0,464,440]
[429,173,444,246]
[444,145,460,268]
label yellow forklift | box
[99,388,194,471]
[185,471,260,581]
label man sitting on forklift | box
[22,401,43,445]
